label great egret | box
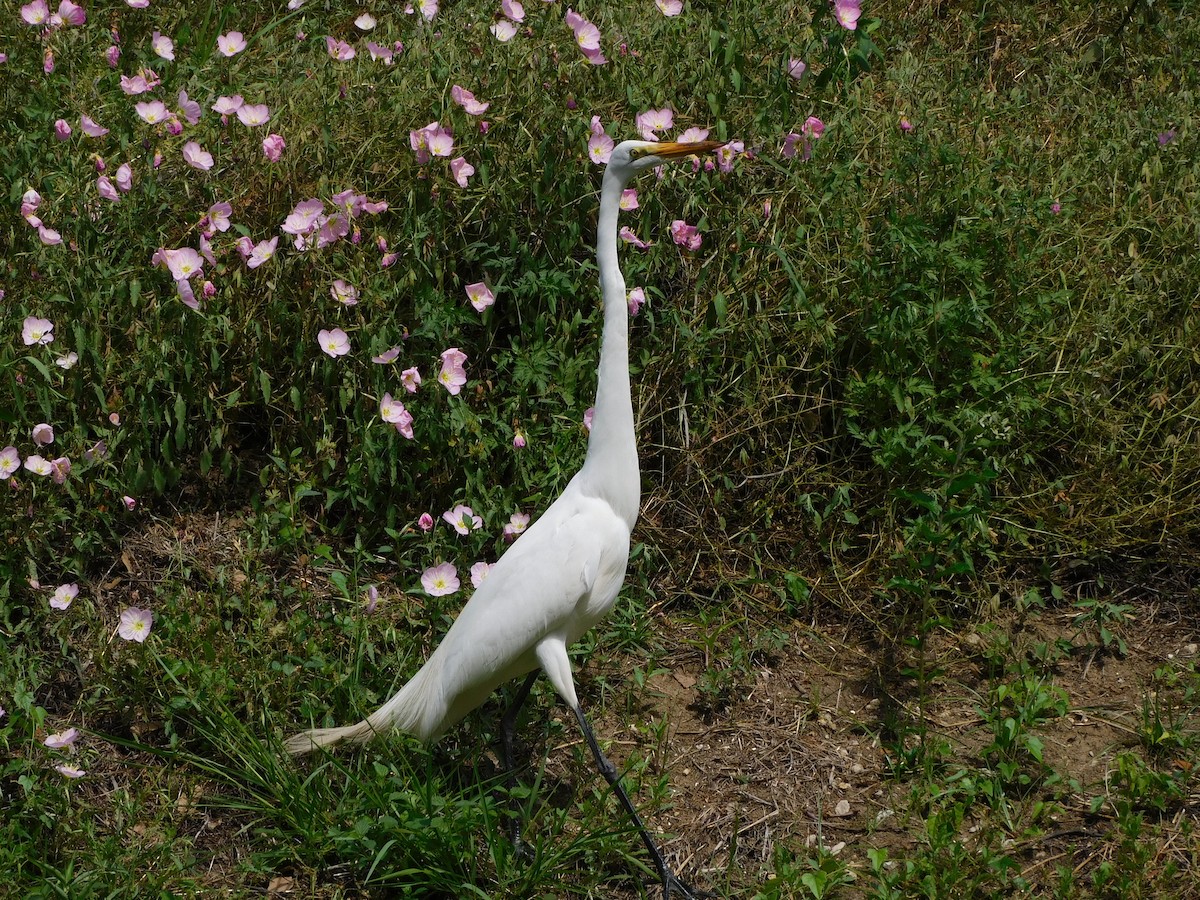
[286,139,725,898]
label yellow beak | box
[643,140,726,158]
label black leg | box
[570,704,712,900]
[500,670,540,853]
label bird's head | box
[607,139,726,178]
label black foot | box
[507,817,535,863]
[662,870,715,899]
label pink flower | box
[212,95,244,116]
[22,187,42,216]
[152,31,175,61]
[401,366,421,393]
[282,198,324,235]
[619,226,650,249]
[97,175,120,202]
[437,348,468,395]
[236,104,271,127]
[206,202,232,233]
[503,512,529,540]
[54,119,71,141]
[364,585,380,613]
[163,247,203,281]
[627,287,646,316]
[22,316,54,345]
[367,41,395,63]
[217,31,246,56]
[451,85,489,115]
[833,0,861,30]
[32,423,54,446]
[1051,202,1061,214]
[512,431,526,449]
[635,107,673,140]
[450,156,475,187]
[899,117,913,132]
[44,726,80,748]
[118,606,153,642]
[20,0,49,26]
[465,282,494,312]
[55,764,86,779]
[566,9,605,64]
[49,583,77,610]
[380,393,414,438]
[583,407,594,431]
[355,12,377,30]
[262,133,285,161]
[670,219,701,251]
[80,114,109,137]
[786,58,807,80]
[490,20,517,42]
[656,0,682,15]
[418,512,434,531]
[326,36,356,60]
[803,116,826,140]
[501,0,524,21]
[318,328,351,357]
[443,504,482,535]
[247,236,278,267]
[330,279,359,305]
[428,127,454,158]
[421,563,459,597]
[717,140,744,173]
[182,141,214,171]
[115,163,133,191]
[57,0,86,25]
[106,45,120,67]
[177,90,202,125]
[469,561,492,588]
[417,0,438,20]
[125,68,162,94]
[49,456,70,484]
[38,225,62,245]
[24,455,53,477]
[122,495,136,511]
[372,346,401,364]
[135,101,169,125]
[410,121,449,164]
[0,447,20,479]
[781,133,802,159]
[619,189,639,210]
[588,118,614,164]
[56,351,78,370]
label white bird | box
[286,138,724,899]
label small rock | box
[832,799,851,817]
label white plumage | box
[285,138,724,900]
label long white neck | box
[577,165,639,528]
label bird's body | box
[285,138,725,898]
[285,480,631,751]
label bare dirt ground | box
[76,512,1200,897]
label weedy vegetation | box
[2,0,1199,897]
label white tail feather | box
[283,654,445,757]
[283,721,376,756]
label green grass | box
[4,0,1200,896]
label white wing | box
[405,480,631,739]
